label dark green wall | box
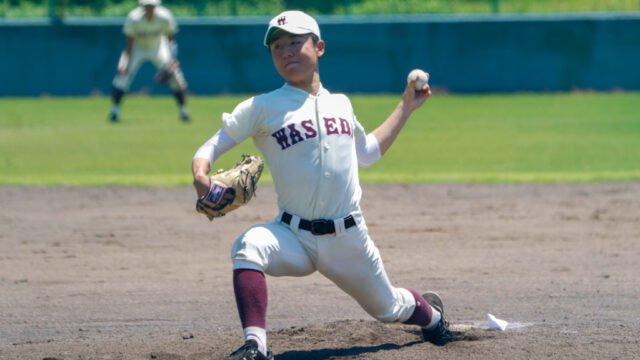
[1,13,639,96]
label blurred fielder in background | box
[109,0,189,122]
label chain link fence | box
[1,0,639,18]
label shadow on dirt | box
[275,340,423,360]
[274,328,491,359]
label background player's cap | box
[139,0,160,6]
[264,10,321,47]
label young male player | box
[109,0,189,122]
[192,10,453,360]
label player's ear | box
[316,40,325,57]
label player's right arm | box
[192,127,238,197]
[119,9,137,74]
[371,76,430,155]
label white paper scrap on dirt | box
[488,313,509,331]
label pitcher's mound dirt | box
[1,183,638,359]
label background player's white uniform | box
[109,1,189,123]
[112,5,186,92]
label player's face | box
[269,32,325,86]
[143,5,155,20]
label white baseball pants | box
[112,40,186,92]
[231,211,416,323]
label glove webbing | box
[238,169,258,203]
[237,154,259,202]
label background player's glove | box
[154,60,179,84]
[196,154,264,221]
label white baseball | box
[407,69,429,90]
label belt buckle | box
[310,219,329,235]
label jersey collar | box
[282,82,329,98]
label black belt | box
[281,212,356,235]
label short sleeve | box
[352,115,366,142]
[123,15,135,36]
[221,97,262,144]
[165,10,178,34]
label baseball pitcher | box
[192,10,453,360]
[109,0,189,122]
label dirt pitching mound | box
[1,183,638,359]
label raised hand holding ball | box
[407,69,429,90]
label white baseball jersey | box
[223,83,366,220]
[123,5,177,50]
[203,82,418,324]
[113,5,186,92]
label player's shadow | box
[274,340,422,360]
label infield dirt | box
[1,183,638,359]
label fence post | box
[491,0,500,13]
[48,0,55,18]
[231,0,238,15]
[196,0,206,16]
[345,0,352,15]
[48,0,64,19]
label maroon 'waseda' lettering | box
[271,128,290,150]
[301,120,317,139]
[324,117,339,135]
[339,118,352,136]
[287,124,304,145]
[272,116,353,150]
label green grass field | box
[0,92,638,186]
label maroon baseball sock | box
[403,288,433,327]
[233,269,267,330]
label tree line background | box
[1,0,639,17]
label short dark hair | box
[267,33,320,53]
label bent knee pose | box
[192,10,452,360]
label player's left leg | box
[315,217,452,344]
[155,44,190,122]
[167,69,189,122]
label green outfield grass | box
[0,92,638,186]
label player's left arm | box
[165,34,178,60]
[192,158,212,198]
[164,10,179,60]
[371,76,431,155]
